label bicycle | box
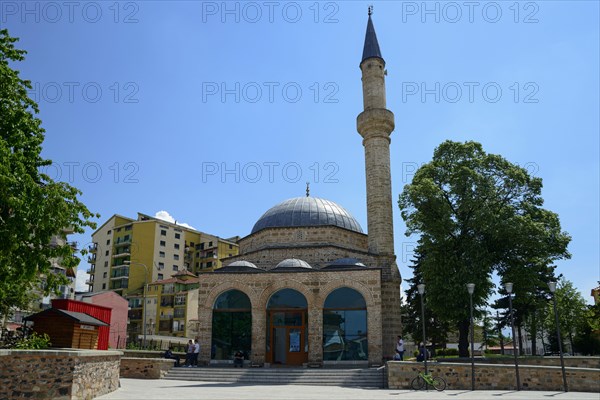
[411,372,447,391]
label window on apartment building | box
[229,244,233,249]
[103,272,107,278]
[125,225,132,231]
[117,228,121,232]
[209,241,213,247]
[105,250,109,256]
[158,273,164,280]
[107,230,111,234]
[207,261,213,268]
[174,254,179,260]
[175,233,181,239]
[173,265,178,271]
[200,243,205,250]
[161,230,166,236]
[195,262,199,268]
[160,240,166,247]
[159,251,165,258]
[229,254,232,257]
[158,262,164,270]
[102,283,106,289]
[106,239,110,245]
[190,242,195,247]
[104,261,108,267]
[196,252,200,257]
[174,243,180,249]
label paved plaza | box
[97,379,599,400]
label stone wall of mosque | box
[196,269,383,366]
[228,226,370,268]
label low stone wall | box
[0,349,121,399]
[387,361,600,392]
[464,356,600,369]
[122,349,185,359]
[120,357,175,379]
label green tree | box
[0,29,98,321]
[402,243,450,350]
[399,141,570,357]
[545,278,588,355]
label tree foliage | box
[399,141,571,357]
[0,29,98,320]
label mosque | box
[196,10,402,367]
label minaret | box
[357,7,402,361]
[357,8,395,258]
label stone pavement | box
[97,379,599,400]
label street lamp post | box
[125,261,149,348]
[467,283,476,391]
[548,281,568,392]
[504,282,520,391]
[417,284,427,377]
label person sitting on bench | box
[164,347,180,367]
[233,350,244,368]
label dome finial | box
[306,182,310,197]
[368,5,373,16]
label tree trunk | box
[517,324,524,355]
[458,319,470,358]
[530,313,537,356]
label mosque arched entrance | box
[265,288,308,366]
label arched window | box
[212,290,251,360]
[323,287,368,361]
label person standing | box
[395,335,405,361]
[192,339,200,367]
[185,339,194,367]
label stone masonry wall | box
[0,349,121,400]
[120,357,175,379]
[387,361,600,392]
[454,356,600,369]
[197,269,382,366]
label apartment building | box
[86,213,238,296]
[127,270,200,338]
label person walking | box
[395,335,405,361]
[192,339,200,367]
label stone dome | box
[225,261,258,269]
[274,258,313,269]
[251,197,363,234]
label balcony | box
[86,266,95,274]
[111,267,129,279]
[128,310,142,320]
[114,237,132,247]
[112,251,131,258]
[85,277,94,286]
[110,279,129,290]
[87,255,96,263]
[88,243,98,252]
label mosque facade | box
[196,11,402,367]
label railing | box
[110,279,129,289]
[111,268,129,278]
[87,255,96,263]
[88,243,97,252]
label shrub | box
[14,333,51,349]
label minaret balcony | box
[357,108,395,138]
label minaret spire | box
[362,6,383,64]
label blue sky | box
[3,1,598,302]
